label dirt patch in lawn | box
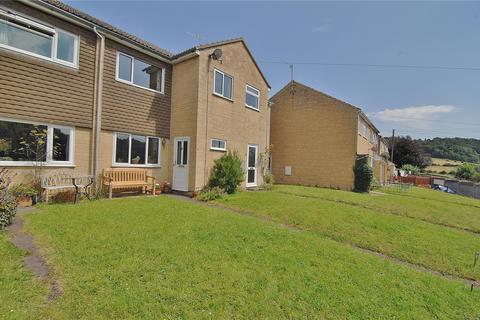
[7,207,63,301]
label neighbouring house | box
[269,81,394,191]
[0,0,270,194]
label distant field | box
[431,158,463,166]
[426,158,462,175]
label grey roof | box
[34,1,270,87]
[37,0,174,58]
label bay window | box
[0,8,79,67]
[114,133,160,167]
[0,119,74,165]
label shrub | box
[208,151,244,194]
[455,163,478,181]
[0,168,17,229]
[353,156,373,193]
[196,187,225,202]
[401,164,420,175]
[10,184,38,198]
[0,189,17,229]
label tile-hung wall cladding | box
[0,1,97,128]
[102,39,173,138]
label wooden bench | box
[102,168,156,199]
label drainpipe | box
[93,27,105,179]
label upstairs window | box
[114,133,160,166]
[0,119,74,165]
[214,69,233,99]
[245,84,260,111]
[0,9,79,67]
[116,52,164,93]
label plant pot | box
[17,196,33,207]
[32,194,41,205]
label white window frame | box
[112,132,161,167]
[0,8,80,68]
[115,51,165,94]
[213,68,234,100]
[0,117,75,167]
[210,138,227,152]
[245,84,260,111]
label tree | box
[387,136,431,169]
[455,163,480,181]
[353,156,373,193]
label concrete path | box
[6,207,62,301]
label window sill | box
[0,44,79,70]
[245,104,260,112]
[210,148,227,152]
[116,78,164,95]
[213,92,234,102]
[112,164,162,168]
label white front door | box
[246,144,258,188]
[173,137,189,191]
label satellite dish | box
[212,48,223,60]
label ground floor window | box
[210,139,227,151]
[114,132,160,167]
[0,118,74,166]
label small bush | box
[354,156,373,193]
[455,163,479,181]
[10,184,38,198]
[0,169,17,229]
[208,151,244,194]
[0,189,17,229]
[196,187,225,202]
[401,164,420,175]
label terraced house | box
[0,0,270,193]
[269,81,394,190]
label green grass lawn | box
[275,185,480,232]
[216,187,480,280]
[380,185,480,209]
[0,196,478,319]
[0,232,48,319]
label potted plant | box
[10,184,38,207]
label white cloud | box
[369,105,457,130]
[312,25,329,33]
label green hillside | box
[416,137,480,163]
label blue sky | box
[66,1,480,139]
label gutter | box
[171,51,200,64]
[93,26,104,179]
[18,0,172,64]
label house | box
[0,0,270,193]
[269,81,394,190]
